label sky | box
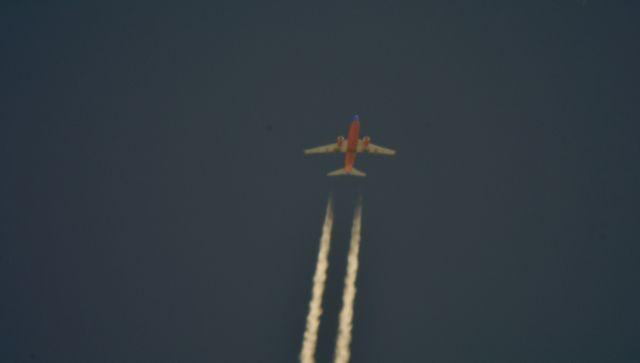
[1,1,640,362]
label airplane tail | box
[327,168,367,177]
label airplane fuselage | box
[345,120,360,172]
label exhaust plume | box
[300,196,334,363]
[333,200,363,363]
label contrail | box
[333,200,363,363]
[300,196,334,363]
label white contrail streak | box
[333,200,363,363]
[300,196,334,363]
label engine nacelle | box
[362,136,371,147]
[337,136,345,147]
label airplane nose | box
[353,114,360,121]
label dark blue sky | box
[2,1,639,362]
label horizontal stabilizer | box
[327,168,367,177]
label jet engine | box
[337,136,345,147]
[362,136,371,147]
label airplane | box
[304,115,396,176]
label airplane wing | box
[304,143,342,154]
[365,143,396,156]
